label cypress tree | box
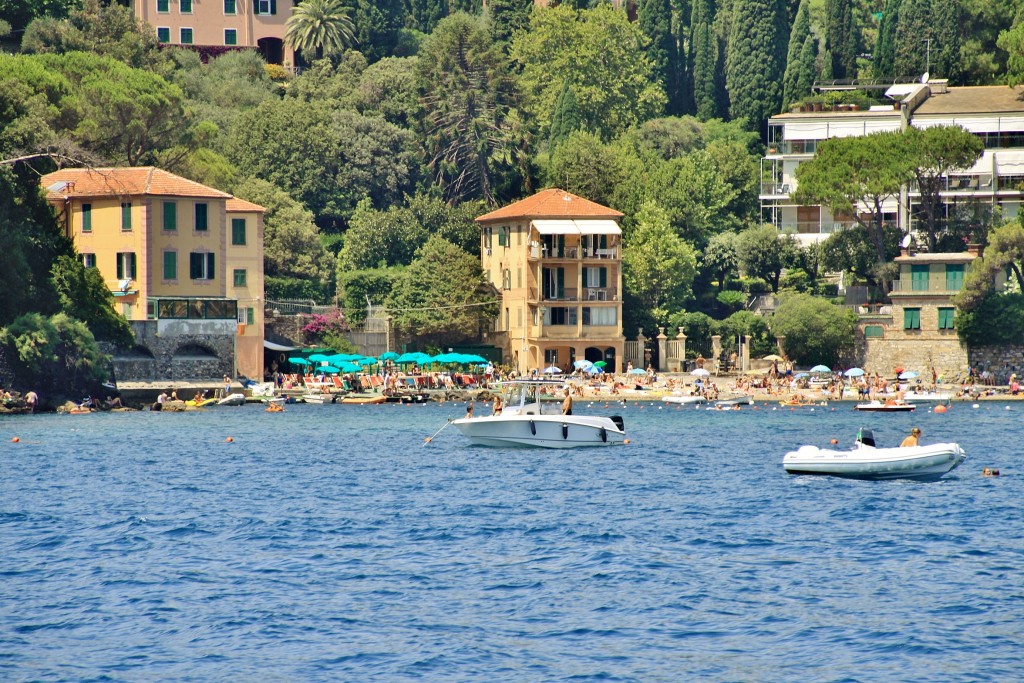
[820,48,834,81]
[873,0,900,79]
[824,0,858,80]
[795,34,817,100]
[931,0,962,82]
[549,81,582,150]
[639,0,683,114]
[894,0,931,78]
[725,0,788,133]
[781,0,811,109]
[689,0,721,120]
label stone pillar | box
[657,327,667,372]
[677,328,687,371]
[776,335,786,357]
[740,335,750,373]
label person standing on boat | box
[900,427,921,447]
[492,394,503,415]
[561,389,573,416]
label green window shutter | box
[556,267,565,299]
[864,325,884,338]
[206,253,215,279]
[116,254,124,280]
[130,253,137,279]
[234,269,246,286]
[270,0,276,14]
[599,267,607,288]
[164,251,177,279]
[231,218,246,245]
[224,0,235,12]
[225,29,237,45]
[246,307,255,325]
[190,253,202,279]
[157,27,170,42]
[938,307,955,329]
[945,264,964,291]
[195,203,208,231]
[181,0,192,12]
[498,229,506,247]
[600,235,608,250]
[121,202,132,230]
[904,308,920,330]
[911,265,929,291]
[163,201,176,230]
[82,204,92,232]
[157,0,168,11]
[181,28,192,44]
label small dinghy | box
[783,428,967,481]
[217,393,246,406]
[662,394,706,405]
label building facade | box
[132,0,294,65]
[761,84,1024,245]
[476,189,625,374]
[42,167,265,381]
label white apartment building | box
[761,83,1024,246]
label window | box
[231,217,246,245]
[225,29,237,45]
[180,0,192,12]
[180,27,193,44]
[157,0,169,11]
[903,307,921,330]
[501,269,511,290]
[945,264,965,291]
[911,264,930,291]
[82,203,92,232]
[584,266,608,288]
[163,201,177,230]
[224,0,236,13]
[194,202,208,231]
[147,300,158,320]
[483,227,492,250]
[517,267,522,288]
[255,0,275,14]
[938,307,956,330]
[190,252,215,280]
[544,349,558,365]
[233,269,247,286]
[582,307,617,326]
[121,202,132,230]
[543,306,577,326]
[157,27,170,42]
[498,227,506,247]
[237,307,255,325]
[163,251,177,280]
[121,303,132,318]
[116,252,137,280]
[82,253,96,269]
[864,325,884,338]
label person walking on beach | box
[900,427,921,447]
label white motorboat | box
[302,393,335,404]
[217,393,246,406]
[783,428,967,481]
[714,396,754,408]
[854,400,916,412]
[451,380,626,448]
[662,394,706,405]
[263,396,286,407]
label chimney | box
[966,243,983,257]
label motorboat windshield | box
[499,380,562,416]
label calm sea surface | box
[1,400,1022,682]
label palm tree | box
[285,0,356,62]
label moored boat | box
[854,400,916,412]
[302,393,335,404]
[452,380,625,448]
[662,394,706,405]
[783,429,966,481]
[217,393,246,406]
[339,395,387,405]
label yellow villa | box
[476,189,625,374]
[42,167,265,381]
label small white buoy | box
[973,403,980,409]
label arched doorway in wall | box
[258,37,284,65]
[603,347,617,372]
[584,347,605,363]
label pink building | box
[133,0,294,65]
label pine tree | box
[894,0,931,78]
[725,0,788,133]
[781,0,811,109]
[549,80,582,150]
[488,0,532,49]
[689,0,721,120]
[639,0,682,114]
[873,0,900,79]
[824,0,858,80]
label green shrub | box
[716,289,747,312]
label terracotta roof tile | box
[226,197,266,213]
[476,188,624,223]
[41,167,232,200]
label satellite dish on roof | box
[901,234,912,249]
[921,72,930,84]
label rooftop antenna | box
[922,38,931,81]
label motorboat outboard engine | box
[856,427,875,447]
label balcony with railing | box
[760,181,793,197]
[529,244,619,261]
[778,220,858,235]
[890,279,962,295]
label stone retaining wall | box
[967,346,1024,383]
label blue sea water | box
[1,400,1022,682]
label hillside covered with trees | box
[1,0,1023,367]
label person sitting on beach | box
[900,427,921,447]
